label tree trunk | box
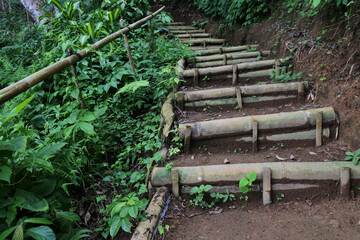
[19,0,45,24]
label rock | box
[290,154,295,160]
[329,219,340,228]
[224,158,230,164]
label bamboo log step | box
[178,107,336,140]
[167,22,185,26]
[181,38,226,45]
[195,57,259,68]
[193,51,270,63]
[187,45,228,51]
[177,33,211,38]
[151,162,360,186]
[170,29,206,34]
[175,82,307,109]
[168,26,199,30]
[190,45,259,55]
[183,59,277,78]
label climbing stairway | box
[131,21,358,240]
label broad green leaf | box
[121,218,131,233]
[120,206,130,218]
[35,142,66,160]
[129,206,138,218]
[26,226,55,240]
[0,226,16,240]
[30,178,57,197]
[190,187,199,195]
[79,35,90,46]
[77,122,96,135]
[0,137,27,152]
[79,112,96,122]
[14,189,49,212]
[12,224,23,240]
[203,185,212,192]
[109,216,121,237]
[94,107,107,117]
[33,158,54,173]
[51,0,65,12]
[111,202,126,218]
[115,80,149,95]
[64,125,76,139]
[0,165,12,183]
[240,186,249,194]
[345,156,353,161]
[355,148,360,156]
[57,211,81,222]
[239,178,249,187]
[312,0,321,7]
[247,172,256,182]
[24,218,53,225]
[353,156,359,166]
[11,94,35,115]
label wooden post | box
[263,168,272,205]
[184,126,192,154]
[203,40,207,48]
[67,48,85,109]
[120,19,136,75]
[219,47,223,55]
[147,11,155,52]
[340,167,350,200]
[193,68,199,86]
[223,55,227,65]
[316,111,323,147]
[252,118,258,153]
[175,92,185,110]
[171,169,180,198]
[298,82,305,102]
[232,64,238,85]
[235,86,243,109]
[275,59,281,76]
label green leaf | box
[0,165,12,183]
[79,35,90,46]
[94,107,107,117]
[12,224,23,240]
[110,202,126,218]
[35,142,66,160]
[352,156,359,166]
[121,218,131,233]
[79,112,96,122]
[14,189,49,212]
[77,122,96,135]
[109,216,121,237]
[0,226,16,240]
[240,186,249,194]
[120,206,130,218]
[345,156,353,161]
[129,206,138,218]
[239,178,249,187]
[24,218,53,225]
[355,148,360,156]
[203,185,212,192]
[57,211,81,222]
[247,172,256,182]
[0,137,27,152]
[115,80,149,95]
[312,0,321,8]
[30,178,57,197]
[26,226,55,240]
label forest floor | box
[148,1,360,240]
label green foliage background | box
[0,0,191,239]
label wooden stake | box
[184,126,192,154]
[219,47,223,55]
[340,167,350,200]
[223,55,227,65]
[275,59,281,76]
[147,11,155,52]
[232,64,238,85]
[171,169,180,198]
[316,111,323,147]
[252,118,258,152]
[193,68,199,86]
[263,167,272,205]
[67,48,85,109]
[120,19,136,75]
[298,82,305,102]
[235,86,243,109]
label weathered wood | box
[0,6,166,104]
[252,119,258,152]
[131,187,168,240]
[232,64,238,85]
[193,51,270,63]
[298,82,305,102]
[167,22,185,26]
[192,45,259,55]
[235,87,243,108]
[183,59,277,78]
[175,92,185,110]
[170,29,206,34]
[121,19,136,75]
[67,48,86,109]
[184,126,192,154]
[263,168,272,205]
[181,38,225,45]
[340,167,350,200]
[168,26,198,30]
[151,162,360,186]
[147,11,154,52]
[195,58,258,68]
[193,68,199,86]
[161,97,175,139]
[275,59,281,76]
[316,111,323,147]
[178,33,211,38]
[171,169,180,198]
[179,107,336,140]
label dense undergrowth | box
[0,0,192,239]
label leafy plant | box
[189,184,213,208]
[345,148,360,165]
[239,172,257,194]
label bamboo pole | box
[151,162,360,186]
[195,58,259,68]
[120,19,136,75]
[181,38,225,45]
[147,11,155,53]
[170,29,206,34]
[192,45,259,55]
[0,6,165,104]
[187,45,227,51]
[167,22,185,26]
[237,69,273,78]
[178,107,336,140]
[183,59,277,78]
[161,97,174,139]
[167,26,198,30]
[178,82,307,102]
[178,33,211,38]
[131,187,168,240]
[194,51,270,63]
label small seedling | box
[239,172,257,193]
[344,148,360,165]
[165,162,173,170]
[276,193,285,201]
[320,77,327,81]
